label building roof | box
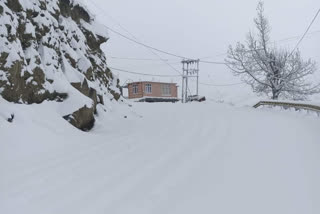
[127,81,178,86]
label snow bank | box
[1,101,319,214]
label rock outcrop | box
[63,105,95,131]
[0,0,121,130]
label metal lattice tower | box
[181,59,200,103]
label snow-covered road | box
[1,101,320,214]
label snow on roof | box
[127,81,178,85]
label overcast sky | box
[83,0,320,100]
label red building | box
[126,81,178,102]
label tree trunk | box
[272,89,279,100]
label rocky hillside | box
[0,0,121,130]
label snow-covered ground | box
[1,99,320,214]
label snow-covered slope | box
[1,100,319,214]
[0,0,121,130]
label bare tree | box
[226,1,319,100]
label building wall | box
[128,82,178,99]
[128,82,144,99]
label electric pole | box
[181,59,200,103]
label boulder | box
[71,79,100,113]
[63,105,95,131]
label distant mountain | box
[0,0,121,130]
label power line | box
[200,52,229,60]
[89,1,190,60]
[107,24,183,75]
[109,56,178,61]
[290,8,320,56]
[109,66,181,77]
[276,30,320,43]
[110,66,245,87]
[199,35,320,65]
[88,1,185,76]
[105,27,190,59]
[188,78,244,87]
[200,59,267,65]
[199,82,244,87]
[200,60,228,65]
[91,0,319,65]
[201,58,300,66]
[109,56,182,66]
[89,2,315,88]
[200,30,320,60]
[90,1,320,71]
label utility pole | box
[196,59,199,96]
[181,59,200,103]
[181,62,185,103]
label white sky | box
[82,0,320,101]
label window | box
[132,84,138,94]
[145,84,152,94]
[161,84,171,96]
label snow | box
[1,99,320,214]
[0,0,116,110]
[1,0,319,213]
[128,96,179,103]
[19,0,42,11]
[33,11,56,30]
[1,39,23,69]
[81,19,109,39]
[61,55,84,83]
[25,22,36,38]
